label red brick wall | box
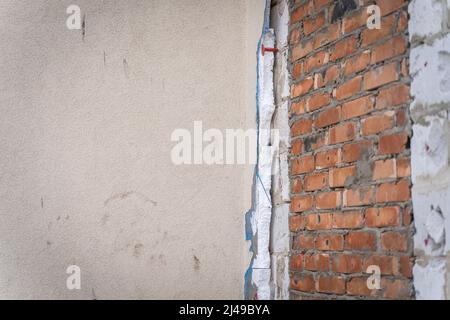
[288,0,413,299]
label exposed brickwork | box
[288,0,413,299]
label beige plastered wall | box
[0,0,265,299]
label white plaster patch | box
[270,254,289,300]
[413,258,446,300]
[252,269,271,300]
[270,0,289,50]
[270,203,290,253]
[426,209,446,245]
[409,0,444,40]
[410,34,450,110]
[411,116,449,182]
[412,187,450,255]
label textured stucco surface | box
[409,0,450,300]
[270,0,290,301]
[0,0,264,299]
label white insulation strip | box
[250,29,276,300]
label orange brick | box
[371,36,406,64]
[291,2,313,24]
[290,254,304,270]
[316,234,344,251]
[290,100,306,116]
[343,51,370,76]
[291,195,314,213]
[397,158,411,177]
[373,159,396,180]
[342,9,369,33]
[292,178,303,193]
[332,211,364,229]
[306,213,333,231]
[382,279,410,299]
[332,254,363,273]
[330,36,358,61]
[315,65,340,88]
[335,76,362,100]
[290,215,305,232]
[379,133,408,155]
[304,253,330,271]
[364,255,398,275]
[316,191,341,209]
[292,61,304,79]
[313,22,341,49]
[347,277,377,296]
[305,172,328,191]
[291,155,315,175]
[292,40,314,61]
[399,256,413,278]
[343,188,374,207]
[307,92,331,111]
[291,274,315,292]
[329,166,356,188]
[342,95,374,120]
[328,122,356,144]
[403,207,412,226]
[304,11,326,35]
[291,139,304,156]
[396,109,407,127]
[361,112,394,136]
[345,231,376,250]
[290,29,301,45]
[377,0,406,16]
[402,58,409,78]
[305,50,330,73]
[397,11,408,32]
[366,207,400,227]
[291,119,313,137]
[316,148,341,169]
[361,15,395,47]
[376,180,410,203]
[293,234,315,250]
[316,275,346,294]
[364,63,399,90]
[381,231,408,252]
[376,84,410,109]
[291,77,314,98]
[314,0,329,11]
[342,141,372,163]
[304,133,327,152]
[315,106,342,128]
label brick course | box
[288,0,412,300]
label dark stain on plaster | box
[92,288,98,300]
[439,51,450,92]
[193,255,201,271]
[332,0,357,23]
[81,14,87,41]
[133,243,144,258]
[123,58,130,79]
[104,191,157,207]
